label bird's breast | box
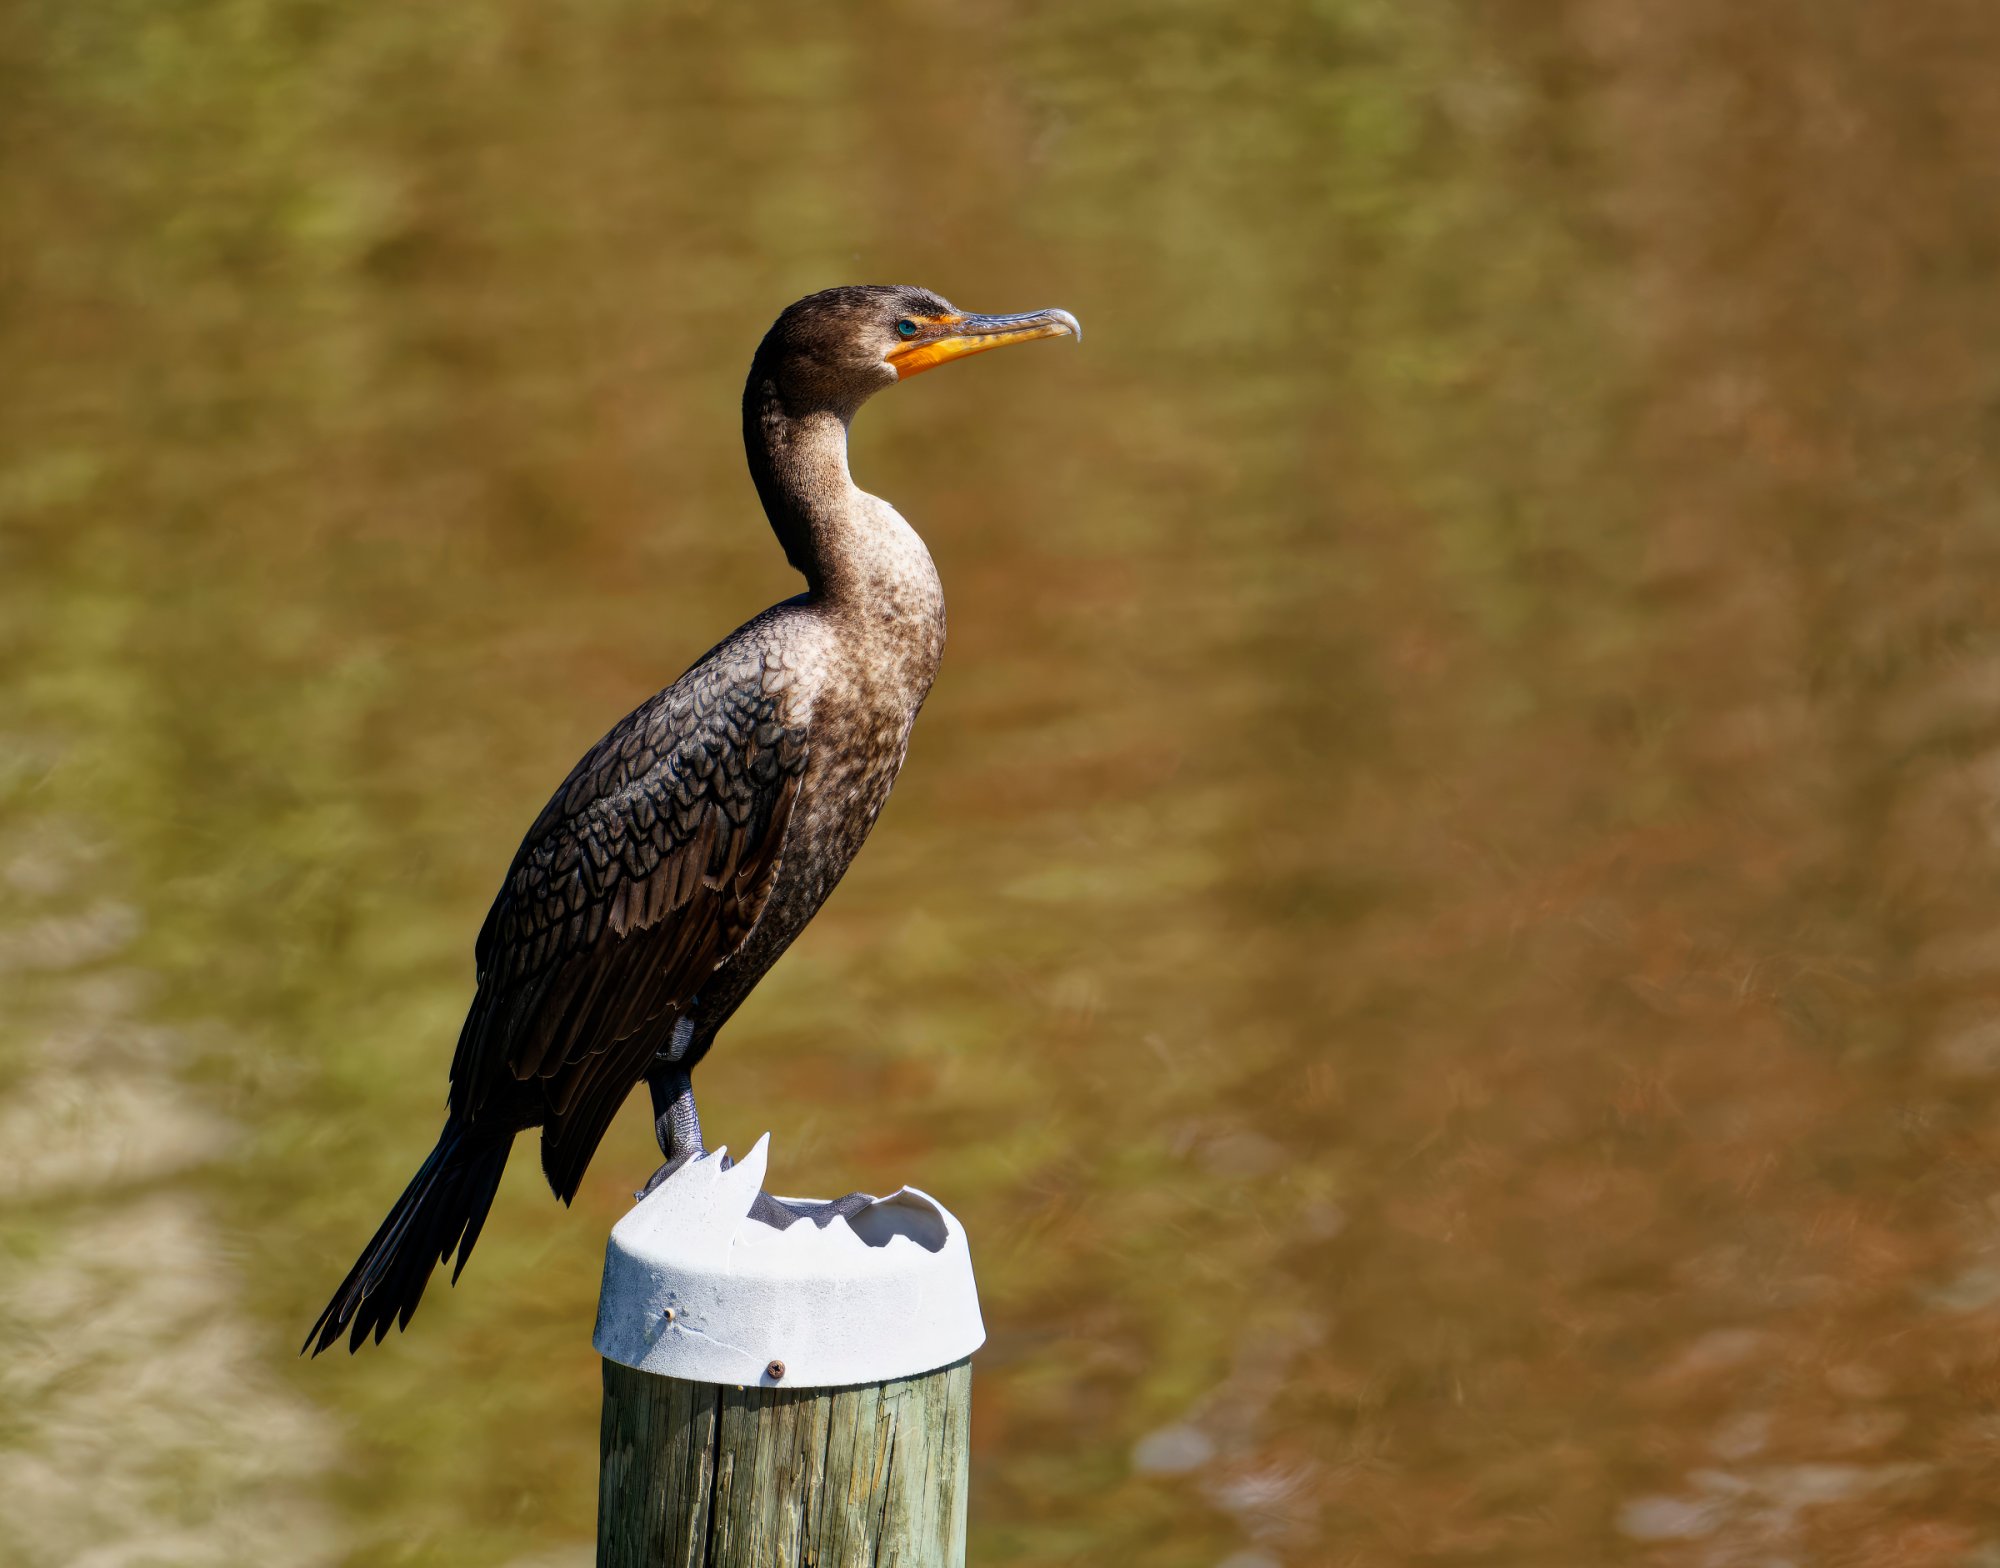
[752,580,942,919]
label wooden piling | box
[598,1355,972,1568]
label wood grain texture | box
[599,1358,971,1568]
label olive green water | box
[6,3,2000,1564]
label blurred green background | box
[6,1,2000,1564]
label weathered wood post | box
[594,1136,983,1567]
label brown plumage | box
[306,285,1079,1354]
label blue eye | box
[895,319,919,338]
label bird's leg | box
[636,1016,707,1198]
[632,1014,871,1225]
[636,1067,703,1198]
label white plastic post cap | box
[592,1134,985,1389]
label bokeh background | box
[6,2,2000,1564]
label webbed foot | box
[634,1144,741,1200]
[748,1190,874,1230]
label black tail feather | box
[451,1145,510,1284]
[303,1121,514,1356]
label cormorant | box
[305,285,1079,1354]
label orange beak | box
[885,308,1082,379]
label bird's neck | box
[743,374,942,625]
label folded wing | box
[449,649,809,1199]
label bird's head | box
[752,285,1080,414]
